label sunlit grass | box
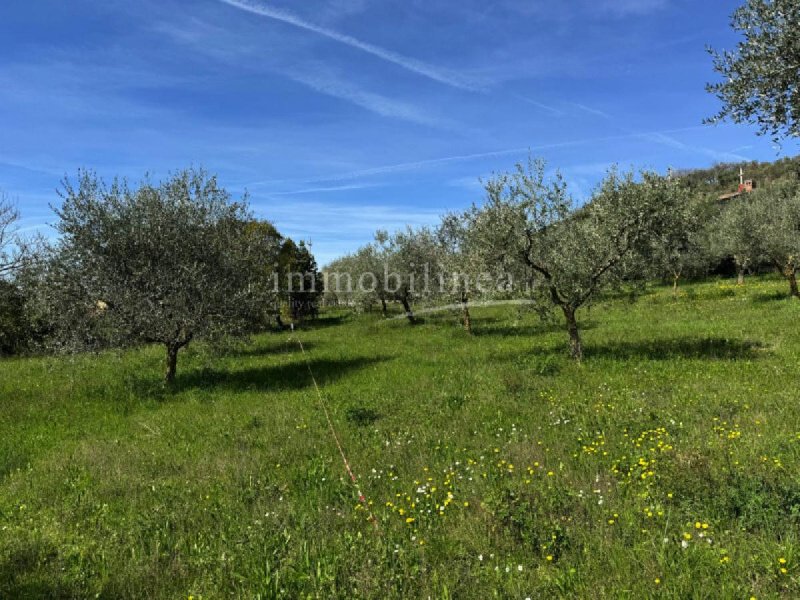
[1,275,800,598]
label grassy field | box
[2,276,800,598]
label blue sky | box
[1,0,798,265]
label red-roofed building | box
[718,167,756,201]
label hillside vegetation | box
[677,155,800,197]
[2,276,800,598]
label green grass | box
[2,276,800,598]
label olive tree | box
[382,226,443,324]
[713,195,763,285]
[472,158,678,360]
[52,168,276,382]
[752,180,800,298]
[437,211,502,333]
[325,243,391,315]
[279,238,322,322]
[649,190,715,295]
[437,213,475,332]
[706,0,800,140]
[242,219,285,327]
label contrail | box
[270,183,380,196]
[249,125,710,188]
[514,94,565,117]
[218,0,482,91]
[286,68,449,128]
[565,103,750,163]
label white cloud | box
[249,199,444,264]
[515,94,565,117]
[639,132,750,163]
[248,125,709,187]
[269,182,380,196]
[286,66,451,127]
[217,0,484,91]
[570,102,613,120]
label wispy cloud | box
[446,175,484,191]
[155,16,452,128]
[561,101,748,164]
[269,182,380,196]
[250,125,709,186]
[561,161,619,177]
[252,200,442,234]
[570,102,613,120]
[217,0,483,91]
[0,158,63,179]
[248,147,529,187]
[248,199,444,264]
[286,66,452,128]
[640,132,750,163]
[515,94,565,117]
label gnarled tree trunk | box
[774,261,800,299]
[400,295,415,324]
[787,269,799,299]
[734,256,747,285]
[165,343,180,383]
[164,335,193,384]
[380,298,388,318]
[461,291,472,334]
[672,272,681,297]
[561,304,582,361]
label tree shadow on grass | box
[751,290,793,304]
[585,336,768,361]
[474,318,597,338]
[0,542,78,600]
[489,336,767,364]
[300,314,351,329]
[226,340,316,358]
[172,356,388,393]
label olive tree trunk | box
[399,295,415,324]
[561,304,583,361]
[164,336,192,383]
[461,292,472,334]
[734,257,746,285]
[774,262,800,299]
[672,272,681,297]
[788,270,799,299]
[165,343,180,383]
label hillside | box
[676,154,800,197]
[2,276,800,598]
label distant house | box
[718,167,756,201]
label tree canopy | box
[706,0,800,140]
[50,168,278,381]
[473,160,680,359]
